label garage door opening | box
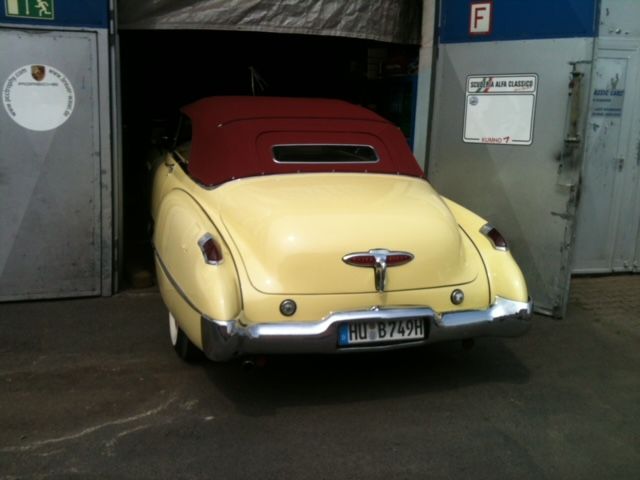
[118,29,419,289]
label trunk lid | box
[212,173,479,295]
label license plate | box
[338,318,426,346]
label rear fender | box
[443,198,528,303]
[154,189,241,347]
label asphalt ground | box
[0,277,639,479]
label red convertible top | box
[181,96,424,186]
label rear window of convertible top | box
[272,144,379,163]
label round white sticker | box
[2,64,75,132]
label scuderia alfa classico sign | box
[463,74,538,146]
[2,64,75,132]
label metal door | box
[0,29,103,300]
[573,39,640,273]
[427,0,598,316]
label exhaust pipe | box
[242,358,256,370]
[241,356,268,370]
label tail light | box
[480,224,509,251]
[385,254,414,266]
[198,233,223,264]
[344,254,377,267]
[343,250,414,267]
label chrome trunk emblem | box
[342,249,414,292]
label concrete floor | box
[0,277,639,479]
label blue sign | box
[440,0,599,44]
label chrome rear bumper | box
[201,297,532,361]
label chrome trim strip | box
[154,250,205,317]
[171,151,189,166]
[374,257,387,292]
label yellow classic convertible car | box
[151,96,531,362]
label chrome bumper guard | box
[201,297,533,361]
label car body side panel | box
[443,198,529,304]
[153,180,242,345]
[150,155,176,222]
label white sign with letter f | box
[470,1,492,35]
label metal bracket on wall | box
[557,60,591,188]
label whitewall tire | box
[169,312,179,347]
[167,311,200,362]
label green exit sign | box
[5,0,54,20]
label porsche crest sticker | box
[2,64,75,131]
